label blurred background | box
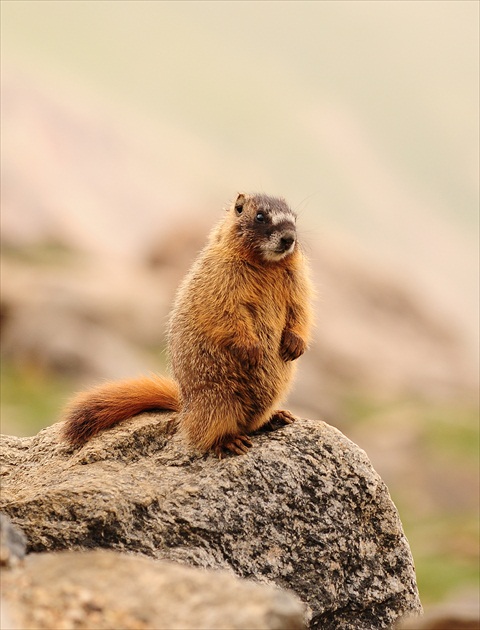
[1,0,478,622]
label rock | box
[1,549,305,630]
[0,258,168,382]
[397,588,480,629]
[0,415,422,629]
[0,514,27,568]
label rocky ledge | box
[0,413,422,629]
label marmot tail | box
[62,375,180,446]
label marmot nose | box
[280,231,296,250]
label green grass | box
[343,391,479,605]
[0,362,73,436]
[1,242,78,267]
[424,408,480,462]
[415,551,479,605]
[400,510,480,605]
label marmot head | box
[230,193,298,262]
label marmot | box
[62,193,313,456]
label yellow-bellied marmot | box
[62,193,314,456]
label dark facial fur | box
[232,193,298,262]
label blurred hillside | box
[1,0,478,620]
[2,1,478,343]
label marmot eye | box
[255,212,265,223]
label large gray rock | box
[0,414,422,629]
[0,513,26,568]
[1,549,304,630]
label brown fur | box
[62,376,180,446]
[61,193,313,455]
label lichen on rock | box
[0,414,422,629]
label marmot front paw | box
[280,330,306,361]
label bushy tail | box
[62,375,180,446]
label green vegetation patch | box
[0,362,73,437]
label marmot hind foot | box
[214,434,253,458]
[260,409,298,432]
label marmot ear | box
[234,193,246,214]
